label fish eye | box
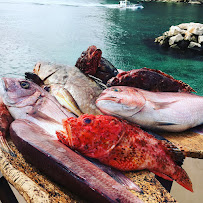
[20,81,30,89]
[112,87,121,92]
[83,118,92,124]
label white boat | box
[118,0,144,9]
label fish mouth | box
[0,78,9,97]
[0,78,17,106]
[96,95,121,103]
[96,97,123,117]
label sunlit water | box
[0,0,203,202]
[0,0,203,93]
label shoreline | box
[141,0,203,4]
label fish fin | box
[151,170,173,181]
[88,75,107,90]
[175,166,193,192]
[56,130,71,146]
[51,86,83,117]
[160,140,185,166]
[25,72,45,86]
[152,168,193,192]
[145,130,185,166]
[28,107,62,125]
[85,157,142,193]
[152,101,177,110]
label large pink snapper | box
[96,86,203,132]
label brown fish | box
[33,62,103,115]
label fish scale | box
[33,62,103,115]
[56,114,193,192]
[96,86,203,132]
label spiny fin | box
[25,72,44,86]
[145,130,185,166]
[158,139,185,166]
[143,67,195,93]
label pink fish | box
[96,86,203,132]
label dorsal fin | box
[145,130,185,166]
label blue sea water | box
[0,0,203,94]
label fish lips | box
[0,78,13,105]
[1,78,20,106]
[0,78,6,96]
[96,97,137,117]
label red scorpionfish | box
[56,114,193,192]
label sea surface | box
[0,0,203,202]
[0,0,203,93]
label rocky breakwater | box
[155,22,203,53]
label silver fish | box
[33,62,103,115]
[96,86,203,132]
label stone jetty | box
[155,22,203,52]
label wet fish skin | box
[75,45,118,84]
[10,119,144,203]
[33,62,103,115]
[1,78,75,138]
[25,72,83,116]
[107,67,195,93]
[96,86,203,132]
[56,114,193,192]
[48,84,83,116]
[2,77,143,201]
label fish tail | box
[159,140,193,192]
[152,165,193,192]
[173,165,193,192]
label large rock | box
[155,22,203,52]
[168,26,184,36]
[199,36,203,44]
[188,41,202,51]
[169,34,184,46]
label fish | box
[33,62,103,115]
[0,97,14,156]
[96,86,203,132]
[56,114,193,192]
[107,67,195,93]
[1,77,143,201]
[1,77,75,138]
[25,72,83,117]
[75,45,119,84]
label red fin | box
[152,168,193,192]
[175,166,193,192]
[151,170,173,181]
[56,130,70,146]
